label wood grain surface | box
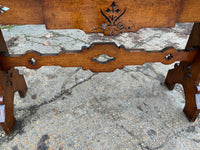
[0,29,27,135]
[43,0,183,35]
[165,23,200,122]
[0,0,44,25]
[0,43,198,72]
[178,0,200,23]
[0,1,200,135]
[0,0,200,35]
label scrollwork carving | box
[94,1,130,35]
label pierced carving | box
[0,105,5,123]
[0,85,3,104]
[195,94,200,109]
[92,54,115,64]
[0,96,3,102]
[0,43,198,72]
[95,1,130,35]
[0,5,9,13]
[29,58,37,65]
[165,53,173,60]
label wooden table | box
[0,0,200,135]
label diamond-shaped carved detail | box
[92,54,115,64]
[0,5,9,13]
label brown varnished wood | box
[165,23,200,122]
[183,61,200,122]
[0,0,44,25]
[183,23,200,121]
[0,69,27,135]
[1,0,200,135]
[165,61,200,122]
[0,29,27,135]
[165,62,186,90]
[0,0,199,35]
[185,23,200,50]
[43,0,183,35]
[0,70,16,135]
[0,30,8,53]
[178,0,200,23]
[0,43,198,72]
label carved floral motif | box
[94,1,130,35]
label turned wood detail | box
[0,43,198,72]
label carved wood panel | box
[1,0,200,33]
[0,43,198,72]
[43,0,183,35]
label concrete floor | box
[0,23,200,150]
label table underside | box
[1,0,200,35]
[0,0,200,135]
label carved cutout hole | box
[29,58,37,65]
[0,5,9,13]
[0,96,3,102]
[92,54,115,64]
[197,86,200,92]
[111,1,116,10]
[106,8,111,14]
[96,1,128,35]
[0,105,5,123]
[195,94,200,109]
[102,23,107,29]
[165,53,173,60]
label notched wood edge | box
[0,42,198,72]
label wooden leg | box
[10,69,28,98]
[165,23,200,122]
[0,30,27,135]
[165,59,200,122]
[165,62,188,90]
[183,73,200,122]
[0,86,16,135]
[0,69,27,135]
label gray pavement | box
[0,23,200,150]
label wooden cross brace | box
[0,23,200,135]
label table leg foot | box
[0,68,27,135]
[0,92,16,135]
[0,116,16,135]
[183,83,200,122]
[165,61,200,121]
[183,106,200,122]
[182,62,200,122]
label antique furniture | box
[0,0,200,135]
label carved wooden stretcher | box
[0,0,200,135]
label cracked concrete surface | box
[1,23,200,150]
